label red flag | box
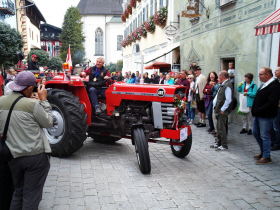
[66,45,72,70]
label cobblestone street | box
[39,124,280,210]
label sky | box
[33,0,80,28]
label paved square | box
[39,125,280,209]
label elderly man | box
[272,67,280,151]
[252,67,280,164]
[0,71,53,210]
[212,71,233,151]
[85,57,110,115]
[193,66,207,127]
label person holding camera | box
[0,71,53,210]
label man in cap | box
[0,71,53,209]
[27,54,39,70]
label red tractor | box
[40,72,192,174]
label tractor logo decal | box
[157,88,166,97]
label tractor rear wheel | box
[170,135,192,158]
[132,127,151,174]
[44,89,87,157]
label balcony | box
[0,0,15,15]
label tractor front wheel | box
[44,89,87,157]
[132,127,151,174]
[170,135,192,158]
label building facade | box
[16,0,45,57]
[0,0,16,28]
[40,23,62,57]
[122,0,184,74]
[77,0,124,65]
[179,0,277,86]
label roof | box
[77,0,123,15]
[40,23,62,32]
[255,8,280,36]
[25,0,46,22]
[145,62,171,69]
[108,16,122,23]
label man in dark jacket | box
[27,54,39,70]
[252,67,280,164]
[85,57,110,114]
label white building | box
[77,0,124,66]
[122,0,182,74]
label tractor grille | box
[161,103,175,127]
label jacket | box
[195,74,207,100]
[237,81,258,107]
[0,93,53,158]
[214,80,233,115]
[85,66,109,87]
[252,79,280,118]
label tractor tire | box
[44,89,87,157]
[91,135,120,144]
[170,135,192,158]
[132,127,151,174]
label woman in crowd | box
[203,71,218,133]
[127,73,136,84]
[164,74,175,85]
[186,74,196,124]
[238,73,257,135]
[143,72,150,83]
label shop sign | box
[164,25,178,37]
[181,0,201,18]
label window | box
[95,28,103,56]
[160,0,164,8]
[155,0,158,12]
[150,0,154,16]
[220,0,236,7]
[117,35,123,51]
[143,8,146,21]
[146,5,149,19]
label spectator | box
[0,71,53,210]
[127,73,136,84]
[152,71,160,84]
[175,71,190,91]
[135,71,141,84]
[272,67,280,151]
[123,72,129,83]
[27,54,39,70]
[212,71,233,151]
[5,67,17,84]
[158,73,165,84]
[144,72,151,83]
[116,72,124,81]
[203,72,218,133]
[193,66,207,127]
[252,67,280,164]
[186,74,196,124]
[164,74,175,85]
[237,73,257,135]
[228,62,235,89]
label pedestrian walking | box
[252,67,280,164]
[193,66,207,127]
[212,71,233,151]
[203,71,218,133]
[237,73,258,135]
[0,71,53,210]
[271,67,280,151]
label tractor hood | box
[106,82,186,115]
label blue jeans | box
[272,108,280,146]
[253,117,274,158]
[186,102,195,120]
[88,87,104,109]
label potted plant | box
[137,25,147,38]
[127,5,132,15]
[154,7,168,27]
[144,16,155,33]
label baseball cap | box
[9,71,36,91]
[31,54,38,58]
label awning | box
[255,8,280,36]
[144,42,180,64]
[145,62,171,69]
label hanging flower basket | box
[144,16,155,33]
[121,14,126,22]
[154,7,168,27]
[127,5,132,15]
[127,34,133,45]
[132,30,141,41]
[130,0,136,8]
[137,25,147,38]
[121,39,127,47]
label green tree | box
[0,22,22,67]
[60,7,85,65]
[116,60,123,71]
[48,56,63,71]
[28,49,49,66]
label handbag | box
[0,96,24,162]
[238,93,250,114]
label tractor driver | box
[85,57,110,115]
